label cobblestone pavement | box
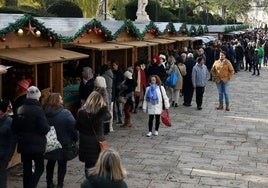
[7,67,268,188]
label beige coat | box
[166,63,183,90]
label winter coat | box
[147,63,167,83]
[81,174,128,188]
[143,85,170,115]
[211,59,235,83]
[76,107,111,164]
[102,69,114,104]
[44,106,78,160]
[79,78,94,101]
[166,63,182,90]
[0,115,15,161]
[112,69,124,99]
[12,93,26,115]
[12,99,50,154]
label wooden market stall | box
[0,14,89,167]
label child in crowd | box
[143,75,169,137]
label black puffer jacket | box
[44,106,78,160]
[12,99,50,154]
[76,107,111,163]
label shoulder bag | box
[92,126,109,151]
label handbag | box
[63,142,78,161]
[165,71,179,87]
[161,109,171,127]
[92,126,109,151]
[45,126,62,153]
[159,87,172,127]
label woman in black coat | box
[76,91,111,175]
[12,86,50,188]
[44,93,78,188]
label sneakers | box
[153,131,158,136]
[146,132,152,137]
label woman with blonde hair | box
[76,91,111,175]
[81,148,128,188]
[44,93,78,188]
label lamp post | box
[104,0,107,20]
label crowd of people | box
[0,29,268,187]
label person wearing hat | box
[0,65,7,75]
[211,51,235,111]
[192,57,210,110]
[147,55,167,83]
[159,54,167,70]
[12,86,50,188]
[0,100,15,188]
[12,78,32,115]
[118,71,137,127]
[79,67,94,106]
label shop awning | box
[166,36,198,42]
[145,38,176,44]
[72,43,133,50]
[0,47,89,65]
[112,41,158,47]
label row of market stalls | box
[0,13,249,167]
[0,14,250,104]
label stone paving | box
[7,67,268,188]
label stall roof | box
[146,38,176,44]
[113,41,158,47]
[166,36,198,42]
[35,17,92,38]
[72,42,133,50]
[101,20,125,36]
[0,14,25,29]
[0,47,89,65]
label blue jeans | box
[216,81,230,104]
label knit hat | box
[17,78,32,91]
[152,55,161,64]
[124,70,133,79]
[94,76,107,88]
[26,86,41,100]
[159,54,166,61]
[0,100,9,113]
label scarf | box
[146,84,158,105]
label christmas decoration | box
[97,29,102,35]
[87,29,92,34]
[24,21,36,35]
[17,29,24,36]
[113,20,141,40]
[35,30,41,37]
[1,37,6,42]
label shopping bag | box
[45,126,62,153]
[161,109,171,127]
[165,71,179,87]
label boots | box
[120,118,133,127]
[216,103,223,110]
[226,104,230,111]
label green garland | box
[63,19,113,43]
[0,14,60,42]
[165,22,176,35]
[188,25,196,36]
[179,23,187,34]
[142,21,162,38]
[113,19,142,40]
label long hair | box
[88,148,127,181]
[85,91,106,114]
[46,93,61,110]
[148,74,162,85]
